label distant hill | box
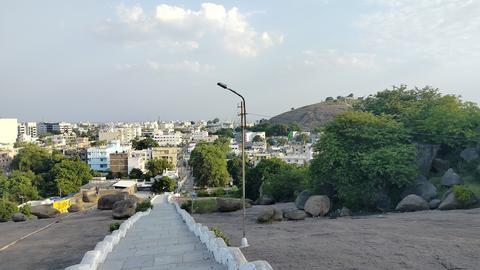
[269,102,350,131]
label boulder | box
[257,207,275,223]
[295,190,311,210]
[272,207,283,221]
[12,213,27,222]
[98,193,129,210]
[441,169,463,187]
[460,147,479,162]
[284,209,308,220]
[112,199,137,219]
[431,158,450,173]
[395,194,429,212]
[438,192,459,210]
[415,143,440,176]
[82,190,97,203]
[217,198,243,212]
[401,175,437,201]
[256,195,275,205]
[374,190,391,212]
[339,207,352,217]
[31,205,60,219]
[68,204,82,213]
[429,199,441,209]
[304,195,330,217]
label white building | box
[87,141,130,171]
[245,132,266,143]
[0,118,18,146]
[128,149,150,173]
[18,122,37,138]
[153,131,183,146]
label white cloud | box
[98,3,282,57]
[302,50,377,70]
[147,60,214,73]
[356,0,480,61]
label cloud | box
[97,3,283,57]
[356,0,480,61]
[301,50,377,70]
[146,60,214,73]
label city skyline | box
[2,0,480,122]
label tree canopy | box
[189,142,230,187]
[132,137,159,150]
[51,157,92,195]
[146,158,173,178]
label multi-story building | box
[37,122,72,135]
[87,141,129,172]
[153,131,182,146]
[127,150,150,174]
[17,122,37,138]
[99,129,123,142]
[151,147,178,168]
[109,152,129,176]
[0,118,18,147]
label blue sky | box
[2,0,480,122]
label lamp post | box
[217,82,249,248]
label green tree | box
[227,156,242,187]
[0,199,18,221]
[151,176,176,193]
[310,111,417,210]
[189,142,230,187]
[245,158,295,200]
[132,137,159,150]
[263,167,309,202]
[252,135,264,143]
[2,171,39,204]
[146,158,173,178]
[51,157,92,195]
[213,128,234,138]
[129,168,144,179]
[295,133,310,144]
[11,143,53,173]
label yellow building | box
[151,147,178,168]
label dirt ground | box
[194,203,480,270]
[0,209,116,270]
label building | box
[0,118,18,146]
[109,152,129,176]
[128,150,150,174]
[153,131,182,146]
[17,122,37,138]
[151,147,178,168]
[245,132,266,143]
[37,122,72,135]
[87,141,129,172]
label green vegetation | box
[90,140,107,147]
[263,167,309,202]
[20,203,32,217]
[151,176,176,193]
[136,200,153,212]
[453,185,476,207]
[252,135,264,142]
[210,227,231,246]
[248,121,300,137]
[132,137,159,150]
[0,171,39,204]
[180,198,219,214]
[146,158,173,178]
[212,128,234,138]
[108,222,121,232]
[0,199,18,221]
[189,141,229,187]
[310,111,417,210]
[227,156,242,187]
[51,157,92,195]
[295,133,310,144]
[129,168,145,180]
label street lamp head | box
[217,82,228,89]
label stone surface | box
[12,213,27,222]
[284,209,308,220]
[31,205,60,219]
[339,207,352,217]
[112,199,137,219]
[401,175,437,201]
[68,204,82,213]
[415,143,440,176]
[438,192,459,210]
[395,194,429,212]
[441,169,464,187]
[429,199,441,209]
[272,207,283,221]
[431,158,450,173]
[98,193,129,210]
[216,198,242,212]
[82,190,97,203]
[304,195,330,217]
[460,147,479,162]
[295,190,311,210]
[257,207,275,223]
[256,195,275,205]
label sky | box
[2,0,480,122]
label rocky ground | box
[194,203,480,270]
[0,208,116,270]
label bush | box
[109,222,121,232]
[196,190,210,197]
[136,200,153,212]
[20,203,32,216]
[263,169,308,202]
[0,199,18,221]
[180,198,218,214]
[210,227,230,246]
[212,188,226,197]
[453,185,476,207]
[151,176,176,193]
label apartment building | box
[128,150,150,174]
[87,141,129,171]
[0,118,18,146]
[151,147,178,168]
[109,152,129,176]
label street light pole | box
[217,82,249,248]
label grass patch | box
[109,222,121,232]
[180,197,218,214]
[210,227,230,246]
[136,200,153,212]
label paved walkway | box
[98,195,226,270]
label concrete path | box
[98,195,226,270]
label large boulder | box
[460,147,479,162]
[256,195,275,205]
[339,207,352,217]
[257,207,275,223]
[401,175,437,201]
[415,143,440,176]
[12,213,27,222]
[441,169,464,187]
[438,192,459,210]
[429,199,441,209]
[112,199,137,219]
[31,205,60,219]
[217,198,243,212]
[295,190,311,210]
[272,207,283,221]
[431,158,450,173]
[284,209,308,220]
[68,204,82,213]
[82,190,98,203]
[395,194,429,212]
[98,193,129,210]
[304,195,330,217]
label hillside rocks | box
[31,205,60,219]
[82,190,97,203]
[256,195,275,205]
[98,193,129,210]
[68,204,82,213]
[460,147,479,162]
[395,194,429,212]
[339,207,352,217]
[432,158,450,173]
[12,213,27,222]
[401,175,437,201]
[304,195,330,217]
[112,198,137,219]
[438,190,478,210]
[295,190,311,210]
[217,198,243,212]
[284,209,308,220]
[441,169,464,187]
[429,199,441,209]
[415,143,440,176]
[257,207,283,223]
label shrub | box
[453,185,476,207]
[136,200,153,212]
[180,198,218,214]
[0,199,18,221]
[20,203,32,216]
[212,188,225,197]
[109,222,121,232]
[263,168,308,202]
[210,227,230,246]
[151,176,176,193]
[196,190,210,197]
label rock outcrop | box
[304,195,330,217]
[295,190,311,210]
[98,193,129,210]
[284,209,308,220]
[217,198,243,212]
[441,169,464,187]
[12,213,27,222]
[395,194,429,212]
[401,175,437,201]
[31,205,60,219]
[112,198,137,219]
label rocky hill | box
[269,102,350,130]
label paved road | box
[98,195,225,270]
